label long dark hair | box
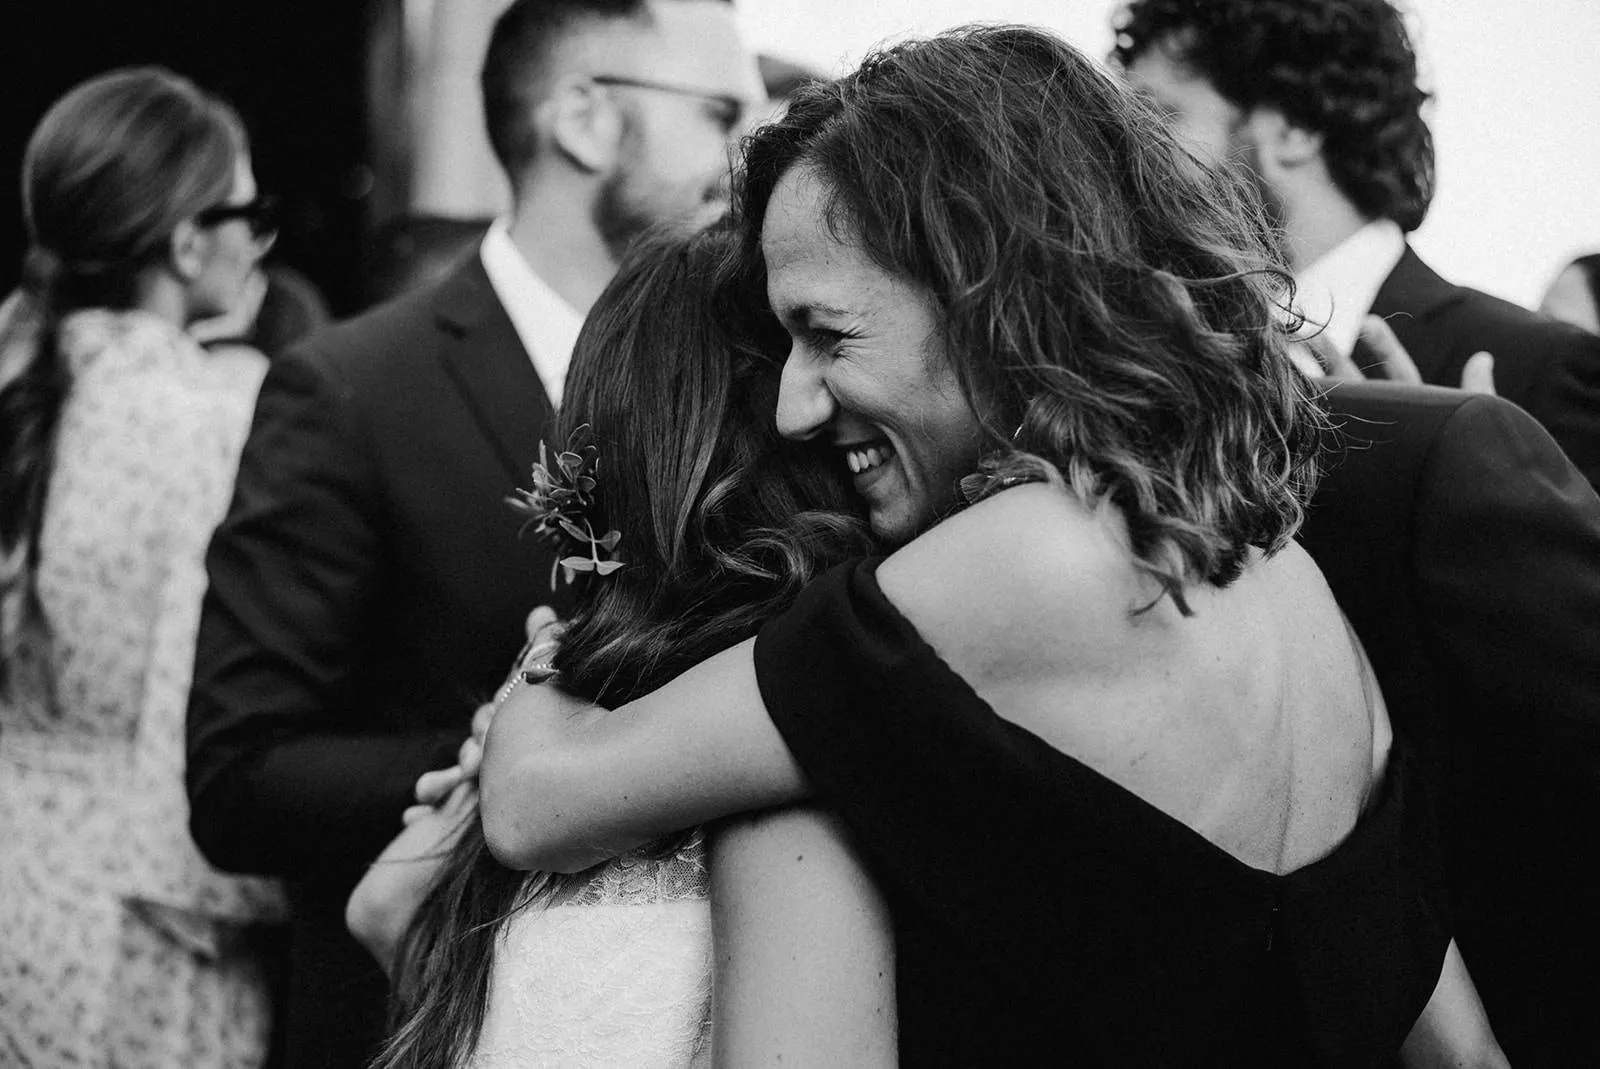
[373,222,870,1069]
[736,26,1328,614]
[0,67,243,672]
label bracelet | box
[522,662,562,685]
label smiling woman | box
[763,164,982,544]
[479,23,1503,1069]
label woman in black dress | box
[478,26,1504,1067]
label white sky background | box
[739,0,1600,308]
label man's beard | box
[593,123,727,261]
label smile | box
[845,442,894,474]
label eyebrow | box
[774,301,854,329]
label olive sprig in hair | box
[507,424,624,588]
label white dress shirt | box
[1294,218,1408,364]
[479,219,584,409]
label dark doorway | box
[4,0,374,314]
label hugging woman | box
[350,221,895,1069]
[479,25,1505,1069]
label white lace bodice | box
[468,830,714,1069]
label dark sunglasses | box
[196,194,279,239]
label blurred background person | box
[0,68,283,1068]
[190,261,333,360]
[753,51,827,123]
[184,2,764,1067]
[1113,0,1600,494]
[1539,252,1600,335]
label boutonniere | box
[507,423,625,589]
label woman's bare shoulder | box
[877,483,1164,687]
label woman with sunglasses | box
[0,67,283,1068]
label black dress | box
[753,558,1451,1068]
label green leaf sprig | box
[506,423,625,589]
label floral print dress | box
[0,310,284,1068]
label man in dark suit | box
[1113,0,1600,493]
[1301,379,1600,1067]
[185,2,762,1066]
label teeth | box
[846,445,891,474]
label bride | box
[346,221,897,1069]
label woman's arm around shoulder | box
[710,807,896,1069]
[479,656,809,873]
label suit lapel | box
[432,255,557,486]
[1369,245,1469,382]
[1370,245,1467,321]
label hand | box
[413,605,568,809]
[189,267,268,343]
[520,604,566,678]
[1324,315,1496,396]
[348,779,478,971]
[1459,351,1496,395]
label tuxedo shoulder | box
[1442,284,1600,357]
[1317,380,1475,427]
[289,283,443,371]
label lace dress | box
[0,310,285,1068]
[468,832,714,1069]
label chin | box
[869,506,934,549]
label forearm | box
[190,726,463,877]
[710,807,897,1069]
[480,639,808,872]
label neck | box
[505,172,617,315]
[1279,186,1374,273]
[133,270,189,328]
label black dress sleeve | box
[752,557,1241,932]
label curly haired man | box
[1115,5,1600,1066]
[1113,0,1600,494]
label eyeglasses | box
[196,194,279,240]
[590,75,751,132]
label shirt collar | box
[479,219,583,408]
[1294,218,1407,360]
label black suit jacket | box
[1301,381,1600,1068]
[187,255,573,1069]
[1371,246,1600,492]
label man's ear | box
[168,218,207,282]
[1245,106,1324,171]
[545,78,624,174]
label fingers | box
[1358,315,1423,385]
[1305,334,1364,382]
[525,605,563,645]
[444,781,478,814]
[472,701,496,740]
[402,783,478,827]
[457,736,483,781]
[415,765,465,807]
[1460,351,1496,395]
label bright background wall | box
[739,0,1600,308]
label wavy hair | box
[374,222,870,1069]
[736,24,1326,613]
[0,67,243,677]
[1112,0,1435,231]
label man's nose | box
[775,347,835,440]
